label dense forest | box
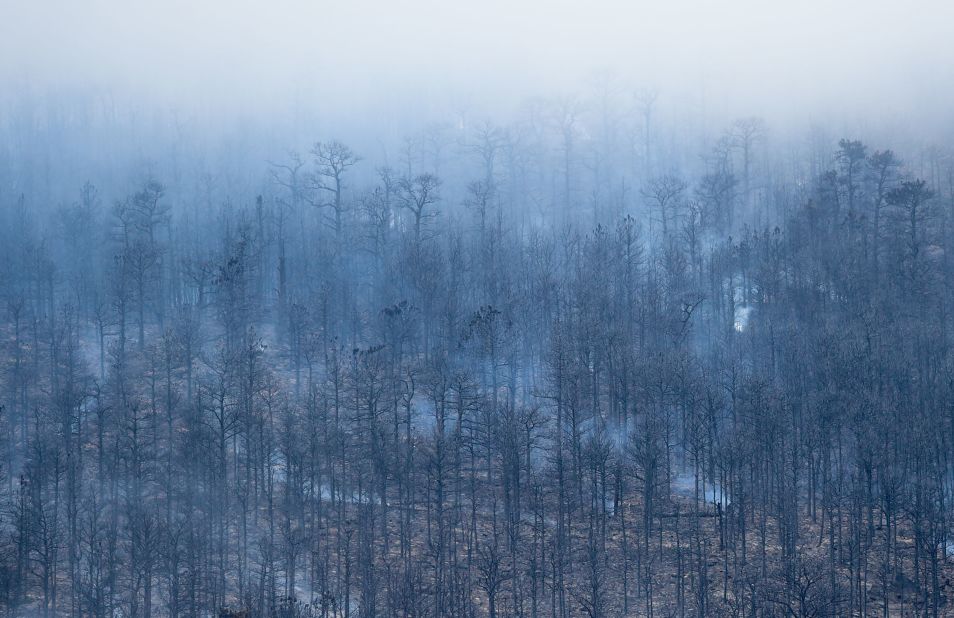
[1,88,954,618]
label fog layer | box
[4,0,953,126]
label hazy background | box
[3,0,952,129]
[1,0,953,212]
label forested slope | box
[1,121,953,618]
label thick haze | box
[3,0,953,129]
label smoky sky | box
[2,0,952,132]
